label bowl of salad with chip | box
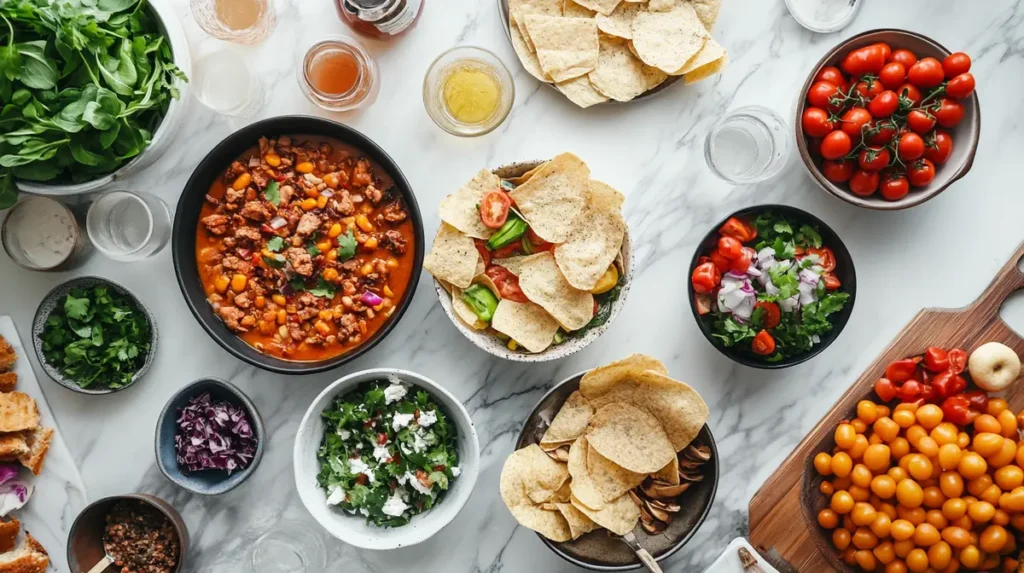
[293,368,479,549]
[424,155,632,362]
[687,205,856,368]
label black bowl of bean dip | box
[172,116,424,374]
[68,494,188,573]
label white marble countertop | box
[2,0,1023,571]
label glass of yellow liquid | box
[191,0,276,44]
[423,46,515,137]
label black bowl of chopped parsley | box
[33,276,156,394]
[687,205,856,369]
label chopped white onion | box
[352,194,364,203]
[270,216,288,230]
[799,269,820,285]
[812,335,821,344]
[745,265,762,278]
[248,157,260,167]
[733,296,755,320]
[779,295,799,313]
[799,289,817,306]
[757,247,776,264]
[765,280,780,295]
[321,189,334,198]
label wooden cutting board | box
[748,241,1024,572]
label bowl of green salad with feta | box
[293,368,479,549]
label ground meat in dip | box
[103,500,180,573]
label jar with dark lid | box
[335,0,423,38]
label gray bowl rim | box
[515,369,719,571]
[795,28,981,210]
[154,377,266,496]
[32,275,158,395]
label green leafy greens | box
[40,285,151,388]
[752,212,823,260]
[0,0,188,208]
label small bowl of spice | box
[423,46,515,137]
[67,494,188,573]
[155,378,265,496]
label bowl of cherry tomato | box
[687,205,856,369]
[797,29,981,210]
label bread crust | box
[0,375,15,394]
[0,395,38,434]
[18,429,51,476]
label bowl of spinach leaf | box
[0,0,191,207]
[32,276,157,394]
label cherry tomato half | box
[821,131,852,160]
[803,107,835,138]
[947,349,967,374]
[924,130,954,165]
[752,330,776,355]
[719,217,757,242]
[907,159,936,188]
[868,90,900,118]
[823,160,855,183]
[840,107,873,138]
[729,247,754,273]
[718,236,743,260]
[879,174,909,201]
[879,62,906,89]
[858,147,891,171]
[906,110,936,134]
[755,301,781,329]
[923,347,949,372]
[908,57,945,88]
[946,72,976,100]
[934,98,964,128]
[480,190,511,229]
[491,241,523,259]
[709,250,730,273]
[886,358,919,383]
[822,272,841,290]
[691,262,721,294]
[808,247,837,272]
[474,239,492,268]
[485,265,529,302]
[849,169,879,197]
[942,52,971,79]
[525,228,554,253]
[897,132,926,161]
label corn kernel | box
[314,320,331,336]
[386,257,399,269]
[254,296,266,309]
[277,310,287,325]
[295,162,314,174]
[241,315,256,328]
[318,310,334,321]
[326,249,338,261]
[316,240,331,253]
[373,302,384,312]
[323,173,339,188]
[355,214,374,233]
[507,339,518,351]
[272,294,287,306]
[214,275,230,293]
[359,263,373,276]
[384,285,394,297]
[361,203,373,214]
[259,321,274,335]
[323,225,340,241]
[232,173,251,191]
[264,153,281,167]
[323,268,340,282]
[364,236,378,250]
[301,198,317,211]
[317,195,328,209]
[230,274,247,292]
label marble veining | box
[1,0,1023,571]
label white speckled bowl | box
[293,368,479,550]
[434,161,634,363]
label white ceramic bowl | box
[293,368,480,550]
[17,0,191,196]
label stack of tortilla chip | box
[499,354,709,541]
[508,0,727,107]
[425,153,627,354]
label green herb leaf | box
[797,225,823,249]
[64,293,90,320]
[266,236,285,252]
[306,242,321,257]
[308,277,336,299]
[336,230,357,261]
[263,180,280,207]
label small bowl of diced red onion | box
[687,205,857,369]
[155,377,265,495]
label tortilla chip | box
[642,63,669,90]
[515,444,571,504]
[554,184,626,290]
[588,180,626,211]
[424,223,479,289]
[510,0,562,50]
[653,456,681,486]
[631,2,709,74]
[451,288,489,330]
[692,0,722,30]
[556,75,610,108]
[586,440,646,501]
[509,153,591,243]
[500,449,573,542]
[586,402,675,473]
[595,2,641,38]
[567,437,607,510]
[573,492,640,536]
[647,0,673,11]
[588,36,648,102]
[439,169,501,239]
[508,163,546,186]
[510,17,553,83]
[492,255,529,277]
[552,480,573,503]
[518,252,595,331]
[524,15,600,82]
[491,300,560,353]
[570,0,622,16]
[671,37,725,76]
[579,354,667,397]
[555,502,600,539]
[562,0,595,17]
[542,391,595,445]
[630,370,709,451]
[686,53,728,84]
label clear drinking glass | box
[249,522,329,573]
[298,37,380,112]
[422,46,515,137]
[86,191,172,261]
[191,0,275,44]
[704,106,790,184]
[193,50,265,117]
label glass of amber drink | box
[298,37,379,112]
[191,0,276,44]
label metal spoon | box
[85,553,114,573]
[619,531,663,573]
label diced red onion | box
[745,265,762,278]
[361,291,383,306]
[799,269,820,285]
[321,189,334,198]
[740,282,755,294]
[726,271,747,280]
[270,216,288,230]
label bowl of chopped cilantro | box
[293,368,479,549]
[688,205,856,368]
[33,276,156,394]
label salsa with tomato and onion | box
[801,43,976,201]
[691,212,850,362]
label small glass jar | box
[190,0,276,45]
[704,106,790,184]
[423,46,514,137]
[298,37,379,112]
[335,0,423,38]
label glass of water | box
[86,191,171,261]
[704,106,790,184]
[249,521,330,573]
[194,50,265,117]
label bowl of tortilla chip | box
[499,0,727,108]
[425,155,633,362]
[500,354,718,570]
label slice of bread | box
[0,394,37,434]
[0,532,48,573]
[0,519,18,554]
[0,338,14,373]
[0,375,15,394]
[17,429,51,477]
[0,434,27,460]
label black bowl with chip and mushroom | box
[516,370,719,571]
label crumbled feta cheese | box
[381,492,409,517]
[359,507,369,517]
[451,466,461,477]
[372,443,391,464]
[417,410,437,427]
[405,472,433,496]
[392,412,414,431]
[384,381,407,404]
[411,430,428,453]
[397,472,410,485]
[336,428,351,439]
[326,485,346,506]
[349,457,375,483]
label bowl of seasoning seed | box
[67,494,188,573]
[423,46,515,137]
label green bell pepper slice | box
[461,284,499,323]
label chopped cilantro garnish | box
[306,242,321,257]
[309,277,337,299]
[267,236,285,252]
[336,230,358,261]
[263,181,281,207]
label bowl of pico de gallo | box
[687,205,856,369]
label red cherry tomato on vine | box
[717,236,743,260]
[886,358,919,383]
[841,44,887,76]
[808,81,841,111]
[946,72,976,99]
[879,62,906,89]
[897,83,922,105]
[908,57,945,88]
[947,348,967,374]
[942,52,971,79]
[890,49,918,68]
[923,347,949,372]
[822,160,854,183]
[907,159,936,187]
[754,301,781,329]
[821,131,852,160]
[879,174,909,201]
[840,107,872,138]
[897,132,926,161]
[751,330,776,356]
[802,107,835,138]
[848,170,879,197]
[868,90,900,118]
[815,66,847,89]
[719,217,758,242]
[924,130,953,164]
[691,262,720,294]
[867,120,898,146]
[875,378,898,402]
[905,110,935,134]
[934,98,964,128]
[858,147,891,171]
[854,78,884,100]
